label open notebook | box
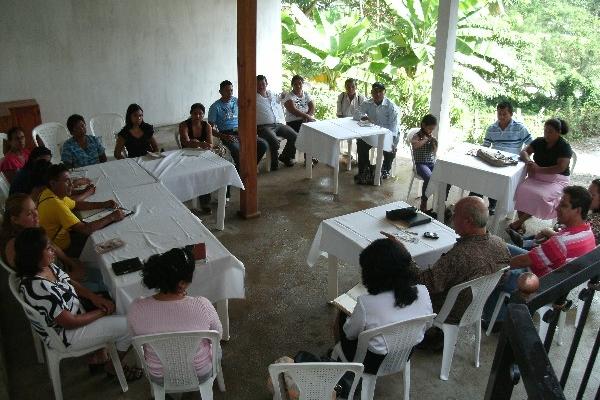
[332,283,368,315]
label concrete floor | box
[1,142,598,399]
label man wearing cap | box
[353,82,399,180]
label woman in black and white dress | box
[15,227,141,380]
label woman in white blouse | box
[336,78,365,118]
[283,75,316,132]
[335,238,432,374]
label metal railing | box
[485,246,600,400]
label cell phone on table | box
[112,257,143,276]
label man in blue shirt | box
[472,101,533,214]
[208,80,268,170]
[353,82,399,180]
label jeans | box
[415,162,450,200]
[257,123,297,166]
[356,138,398,173]
[221,134,268,171]
[482,267,527,323]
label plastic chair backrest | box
[7,273,68,352]
[89,113,125,150]
[268,362,363,400]
[571,150,577,175]
[0,172,10,204]
[355,313,435,377]
[32,123,69,163]
[132,330,220,393]
[435,267,508,328]
[404,128,420,174]
[0,257,15,274]
[174,130,182,149]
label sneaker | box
[381,169,391,180]
[278,155,295,167]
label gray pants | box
[257,123,297,167]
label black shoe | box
[488,207,496,216]
[381,169,391,180]
[278,155,295,167]
[270,163,279,171]
[506,228,524,248]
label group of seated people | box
[1,77,598,390]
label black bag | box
[353,165,375,185]
[293,351,357,398]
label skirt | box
[514,173,570,219]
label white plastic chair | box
[89,113,125,155]
[433,267,508,380]
[8,273,128,399]
[174,130,182,149]
[485,290,566,344]
[32,123,70,164]
[2,260,45,363]
[0,172,10,207]
[332,314,436,400]
[268,362,363,400]
[132,330,225,400]
[404,128,423,201]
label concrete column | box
[430,0,460,151]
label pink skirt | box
[514,173,570,219]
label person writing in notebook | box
[38,164,124,257]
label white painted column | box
[430,0,460,151]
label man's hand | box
[220,134,237,143]
[83,184,96,196]
[73,177,92,187]
[198,141,212,150]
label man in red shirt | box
[509,185,596,276]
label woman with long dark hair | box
[114,104,159,159]
[335,238,432,374]
[128,247,222,382]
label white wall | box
[0,0,282,126]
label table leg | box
[373,135,384,186]
[435,182,446,223]
[216,187,226,230]
[333,161,340,195]
[489,211,502,234]
[346,140,352,171]
[305,151,313,179]
[216,299,230,341]
[327,254,339,301]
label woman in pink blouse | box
[1,127,31,182]
[128,248,222,382]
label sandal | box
[107,365,144,382]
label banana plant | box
[282,4,385,89]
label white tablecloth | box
[135,149,244,202]
[75,158,157,193]
[425,143,527,216]
[296,117,394,167]
[79,182,245,314]
[307,201,458,269]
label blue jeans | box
[482,266,527,323]
[415,162,450,200]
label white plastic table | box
[296,117,394,194]
[135,149,244,230]
[74,158,157,192]
[79,182,245,340]
[307,201,458,300]
[425,143,527,233]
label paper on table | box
[82,209,113,223]
[332,283,368,315]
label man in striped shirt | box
[473,101,533,214]
[509,185,596,277]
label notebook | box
[332,283,368,315]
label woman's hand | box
[91,295,115,315]
[74,177,92,186]
[83,184,96,196]
[104,199,118,209]
[198,141,212,150]
[526,161,538,175]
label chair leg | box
[46,351,63,400]
[346,140,352,171]
[216,361,226,392]
[361,374,377,400]
[32,327,45,364]
[391,157,397,178]
[474,320,481,368]
[556,311,566,346]
[403,360,411,400]
[150,382,166,400]
[406,176,415,201]
[198,379,214,400]
[486,292,510,336]
[107,343,128,393]
[440,324,459,381]
[331,343,346,362]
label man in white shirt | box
[256,75,297,170]
[336,78,366,118]
[353,82,399,180]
